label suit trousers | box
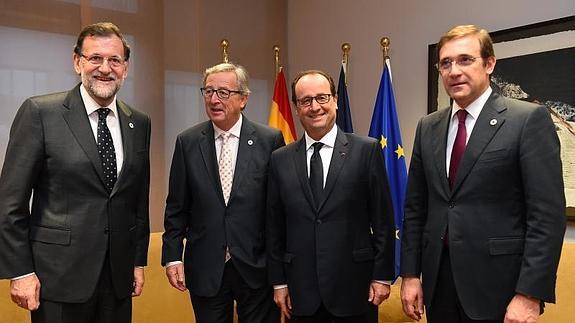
[291,303,369,323]
[31,254,132,323]
[426,247,501,323]
[189,260,278,323]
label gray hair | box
[203,62,251,95]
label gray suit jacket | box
[401,91,566,320]
[162,116,284,297]
[0,84,151,302]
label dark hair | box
[73,22,131,60]
[291,70,336,104]
[437,25,494,62]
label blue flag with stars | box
[368,58,407,279]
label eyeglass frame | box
[79,53,127,68]
[295,93,333,108]
[200,87,244,100]
[436,55,482,72]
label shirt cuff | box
[372,280,392,285]
[165,261,183,268]
[273,284,288,290]
[11,272,35,280]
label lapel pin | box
[489,119,497,126]
[247,139,254,146]
[129,122,135,129]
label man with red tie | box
[400,25,566,323]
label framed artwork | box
[427,16,575,217]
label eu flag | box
[368,58,407,279]
[336,64,354,133]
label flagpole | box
[380,37,390,64]
[273,45,281,75]
[341,43,350,85]
[221,39,229,63]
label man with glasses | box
[267,70,396,322]
[0,22,151,323]
[162,62,283,323]
[400,25,565,323]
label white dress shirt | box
[445,86,492,177]
[81,84,124,175]
[304,124,338,185]
[213,114,242,170]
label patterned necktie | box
[309,142,324,208]
[449,109,468,189]
[96,108,117,192]
[219,132,234,205]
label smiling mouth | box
[94,76,115,82]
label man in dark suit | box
[267,70,396,322]
[0,22,150,323]
[400,25,566,323]
[162,62,283,323]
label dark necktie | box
[309,142,324,208]
[448,109,468,189]
[97,108,117,192]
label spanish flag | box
[268,69,297,144]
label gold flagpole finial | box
[341,43,350,84]
[221,39,229,63]
[380,37,390,64]
[341,43,350,64]
[273,45,281,75]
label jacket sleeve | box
[515,105,566,303]
[400,118,428,277]
[0,99,45,278]
[368,140,396,281]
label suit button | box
[448,201,455,208]
[316,219,322,224]
[104,227,109,233]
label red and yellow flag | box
[268,69,297,144]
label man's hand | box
[504,294,540,323]
[132,267,145,297]
[10,274,41,310]
[400,277,424,321]
[273,287,292,319]
[368,281,390,306]
[166,263,187,291]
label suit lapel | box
[228,117,255,204]
[199,122,223,203]
[293,137,316,210]
[61,84,107,189]
[431,108,451,196]
[112,100,134,196]
[320,129,348,210]
[451,92,506,193]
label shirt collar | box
[451,86,492,121]
[305,124,338,151]
[80,83,118,117]
[213,114,243,139]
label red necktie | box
[448,110,468,189]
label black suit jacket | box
[0,84,151,302]
[162,116,284,297]
[401,91,566,320]
[267,128,395,316]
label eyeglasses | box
[200,87,243,100]
[80,54,126,68]
[436,55,481,72]
[296,94,332,108]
